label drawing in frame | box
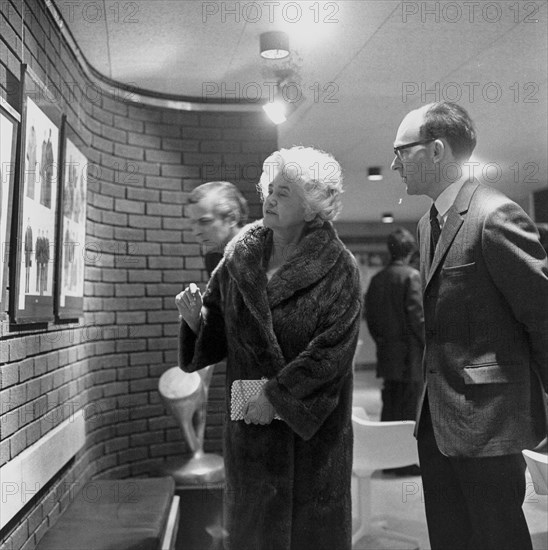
[11,65,62,323]
[0,98,20,318]
[56,116,88,320]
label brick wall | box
[0,1,277,548]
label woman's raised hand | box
[175,283,202,334]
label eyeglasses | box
[393,139,435,160]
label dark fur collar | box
[225,220,343,306]
[222,221,344,365]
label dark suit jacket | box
[417,179,548,457]
[204,251,223,277]
[365,261,424,382]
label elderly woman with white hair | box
[176,146,361,550]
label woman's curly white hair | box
[256,146,344,226]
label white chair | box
[352,406,420,548]
[522,449,548,495]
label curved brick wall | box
[0,2,277,548]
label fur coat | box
[180,220,362,550]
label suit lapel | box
[426,210,463,285]
[425,179,479,289]
[418,213,431,291]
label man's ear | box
[432,139,447,163]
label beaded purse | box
[230,377,282,421]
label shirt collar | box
[434,176,467,222]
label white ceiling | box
[56,0,548,222]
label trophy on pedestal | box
[158,365,225,487]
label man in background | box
[365,227,424,475]
[184,180,249,412]
[188,181,248,276]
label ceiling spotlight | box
[260,31,290,60]
[368,167,383,181]
[381,213,394,224]
[263,99,287,125]
[263,83,288,124]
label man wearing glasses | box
[391,101,548,550]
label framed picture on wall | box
[55,116,88,320]
[0,99,20,316]
[10,66,62,323]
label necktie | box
[430,204,441,257]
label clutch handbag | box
[230,377,281,421]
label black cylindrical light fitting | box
[260,31,290,59]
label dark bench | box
[36,478,179,550]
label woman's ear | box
[226,212,239,228]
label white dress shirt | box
[433,177,467,229]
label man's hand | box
[244,389,275,425]
[175,283,202,334]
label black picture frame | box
[0,98,20,317]
[10,65,63,323]
[55,116,88,320]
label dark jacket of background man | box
[365,229,424,422]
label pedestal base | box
[162,454,225,487]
